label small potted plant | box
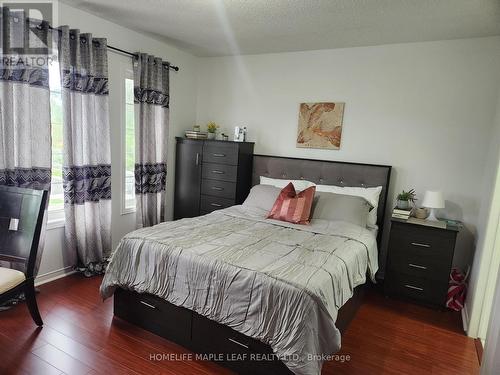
[396,189,416,210]
[207,121,219,140]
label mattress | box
[100,205,378,375]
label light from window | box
[49,62,64,213]
[124,77,135,210]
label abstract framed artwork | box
[296,102,345,150]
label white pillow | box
[260,176,315,192]
[242,184,281,211]
[311,192,371,227]
[315,185,383,227]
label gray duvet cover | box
[100,205,378,375]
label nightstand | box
[384,218,460,307]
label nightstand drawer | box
[389,247,452,281]
[390,223,456,262]
[386,272,447,306]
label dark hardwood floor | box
[0,274,479,375]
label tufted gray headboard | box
[252,154,392,244]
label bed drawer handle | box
[228,338,249,349]
[411,242,430,248]
[211,186,224,191]
[210,203,222,207]
[408,263,427,270]
[140,301,157,309]
[212,153,226,157]
[212,170,225,174]
[404,284,424,291]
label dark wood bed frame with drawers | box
[113,155,392,375]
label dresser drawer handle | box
[408,263,427,270]
[212,170,225,174]
[212,153,226,157]
[228,338,249,349]
[210,203,222,207]
[411,242,431,248]
[211,186,224,191]
[404,284,424,291]
[140,301,156,309]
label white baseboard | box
[461,302,470,333]
[35,266,76,286]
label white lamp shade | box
[422,190,445,209]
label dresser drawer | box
[386,271,448,306]
[200,195,234,213]
[201,179,236,199]
[202,162,238,182]
[203,143,239,165]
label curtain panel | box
[133,53,169,227]
[0,7,51,281]
[57,26,111,276]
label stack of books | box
[185,130,208,139]
[392,207,412,220]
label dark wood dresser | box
[385,218,460,308]
[174,137,254,220]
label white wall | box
[195,37,500,275]
[37,2,198,280]
[481,258,500,374]
[466,88,500,338]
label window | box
[48,62,64,219]
[123,74,136,212]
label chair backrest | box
[0,186,48,278]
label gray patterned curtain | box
[57,27,111,276]
[133,53,169,227]
[0,8,51,280]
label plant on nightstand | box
[207,121,219,140]
[396,189,416,210]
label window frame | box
[121,69,136,215]
[47,61,65,228]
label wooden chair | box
[0,186,48,326]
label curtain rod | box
[107,45,179,72]
[47,25,180,72]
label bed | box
[100,155,391,375]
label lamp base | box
[426,208,439,221]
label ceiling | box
[61,0,500,57]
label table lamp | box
[422,190,444,221]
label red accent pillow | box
[267,183,316,224]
